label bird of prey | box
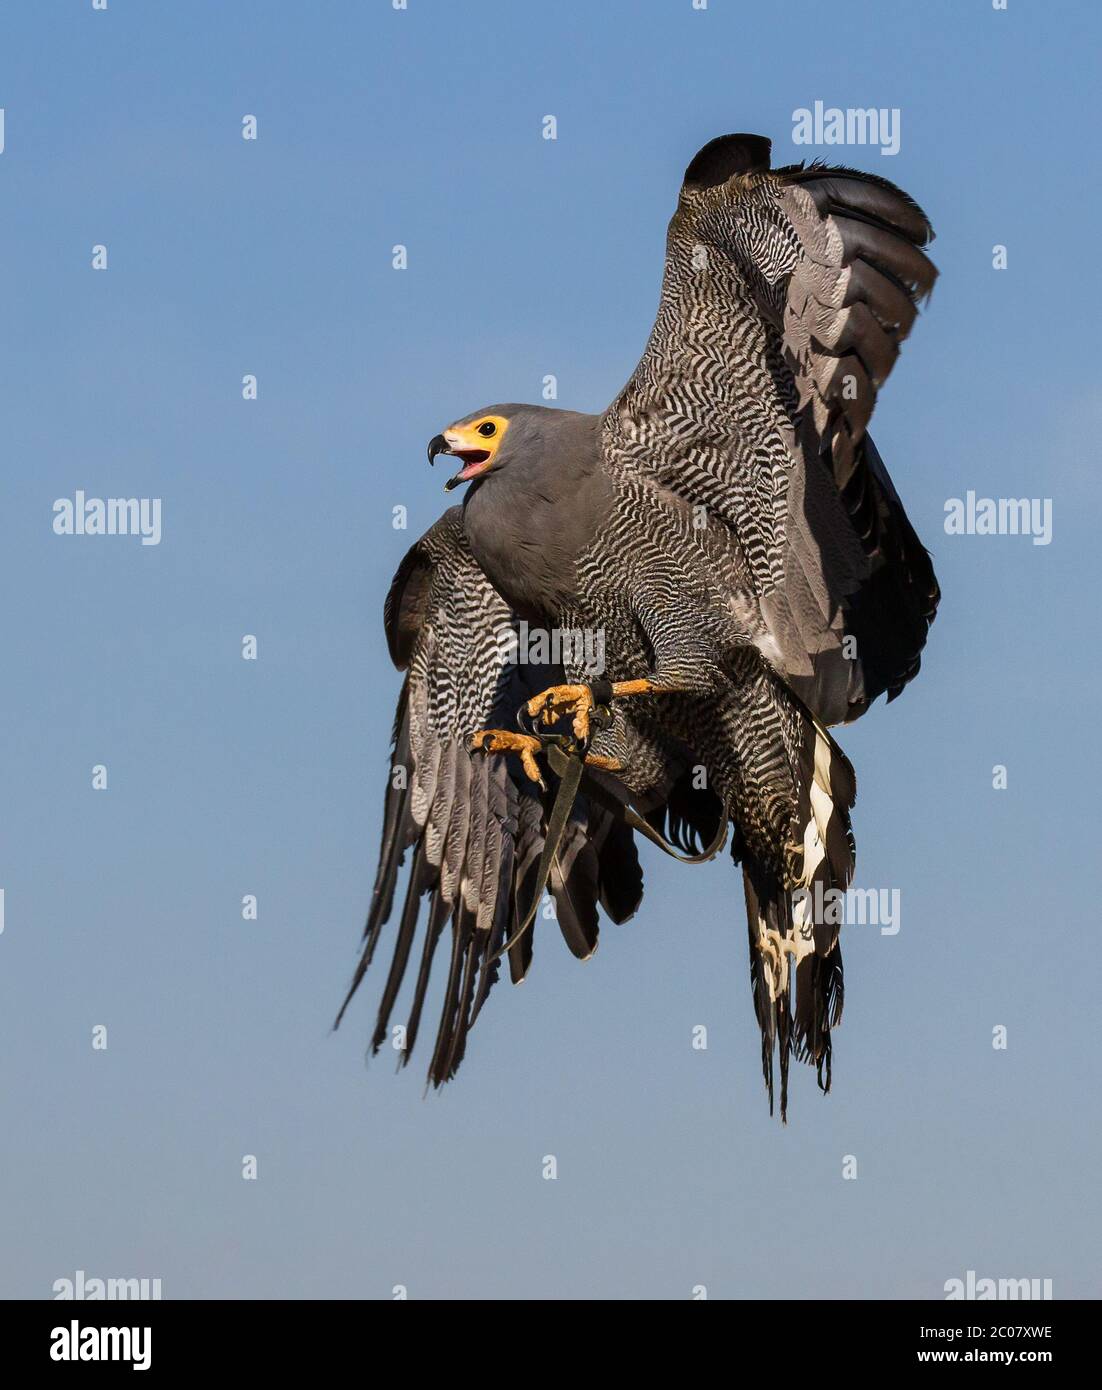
[339,133,938,1118]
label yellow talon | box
[525,684,593,741]
[470,729,545,786]
[471,728,623,784]
[525,678,656,742]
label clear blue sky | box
[1,0,1098,1299]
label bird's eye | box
[477,421,497,437]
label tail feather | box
[743,714,856,1121]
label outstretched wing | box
[602,133,939,724]
[338,507,642,1085]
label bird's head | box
[427,405,532,492]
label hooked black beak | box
[428,430,494,491]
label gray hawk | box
[338,133,939,1118]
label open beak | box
[427,430,494,491]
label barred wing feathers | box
[603,134,939,724]
[337,508,643,1085]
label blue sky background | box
[1,0,1099,1299]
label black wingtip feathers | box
[683,133,772,189]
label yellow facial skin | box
[441,415,510,490]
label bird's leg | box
[583,753,623,772]
[525,678,658,741]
